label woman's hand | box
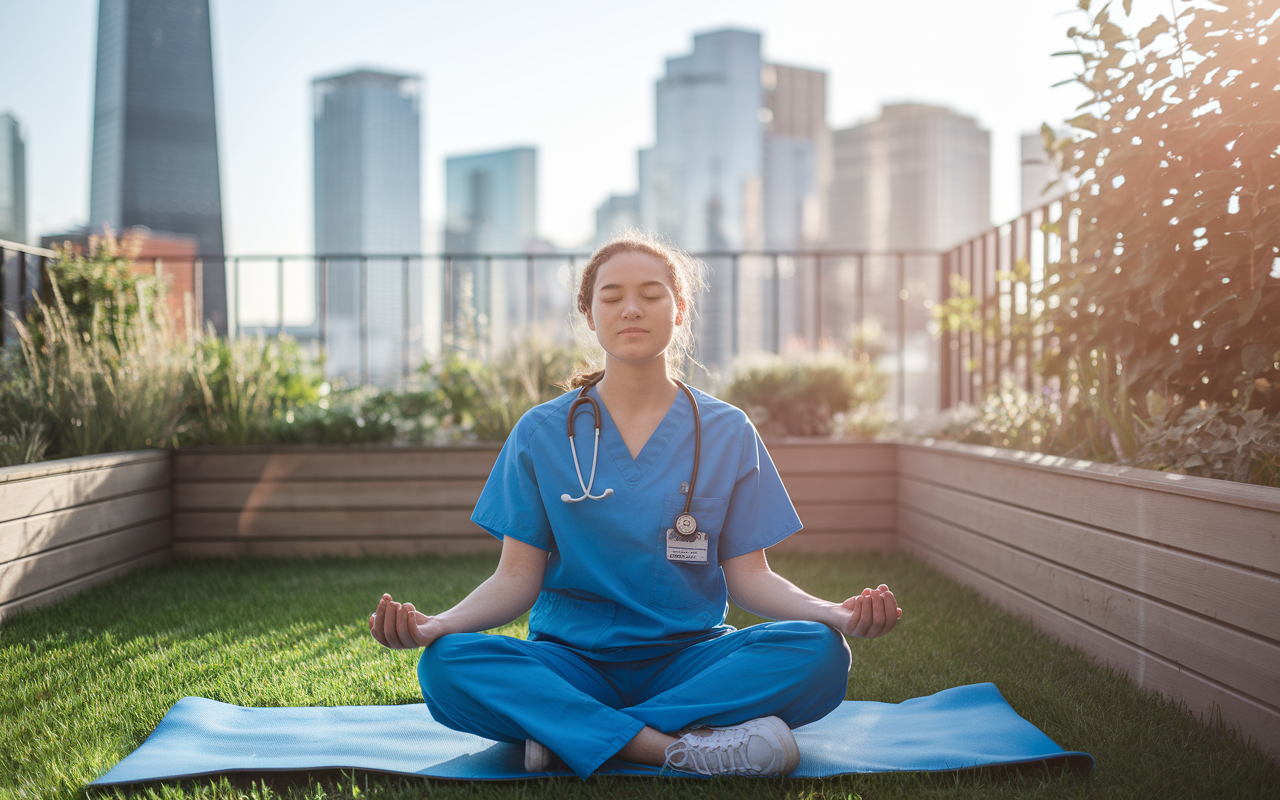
[368,593,446,650]
[836,584,902,639]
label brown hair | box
[563,231,705,389]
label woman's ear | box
[675,301,685,327]
[585,307,596,332]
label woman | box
[369,234,902,779]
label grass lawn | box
[2,551,1276,800]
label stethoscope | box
[560,374,703,537]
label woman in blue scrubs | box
[370,234,902,779]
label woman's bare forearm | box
[721,550,842,626]
[433,536,547,635]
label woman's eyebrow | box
[598,280,668,292]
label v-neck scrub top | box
[470,385,803,661]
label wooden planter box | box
[2,439,1277,760]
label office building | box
[0,113,25,244]
[88,0,226,333]
[443,146,538,353]
[593,193,639,248]
[829,102,990,416]
[314,68,424,384]
[762,63,829,352]
[638,29,765,376]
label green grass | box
[2,553,1276,800]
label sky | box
[0,0,1173,255]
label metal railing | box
[937,201,1068,409]
[0,238,56,348]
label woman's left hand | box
[837,584,902,639]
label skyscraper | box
[0,113,25,244]
[1021,131,1066,214]
[830,103,989,253]
[829,103,991,415]
[639,29,765,376]
[88,0,226,333]
[314,68,423,385]
[443,147,537,354]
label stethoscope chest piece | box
[673,512,698,537]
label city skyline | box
[0,0,1174,256]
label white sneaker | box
[663,716,800,777]
[524,739,553,772]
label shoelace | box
[664,726,763,776]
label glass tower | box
[88,0,226,333]
[313,69,423,385]
[0,113,25,244]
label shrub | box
[724,352,886,437]
[1045,0,1280,426]
[1133,402,1280,487]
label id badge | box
[666,529,708,564]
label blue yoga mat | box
[92,683,1093,784]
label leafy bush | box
[1133,402,1280,487]
[724,352,886,437]
[1045,0,1280,424]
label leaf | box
[1123,0,1133,14]
[1237,287,1263,327]
[1068,113,1101,133]
[1138,17,1170,49]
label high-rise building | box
[639,29,765,376]
[830,103,990,253]
[1021,131,1066,214]
[593,193,639,248]
[313,68,424,385]
[0,113,26,245]
[761,63,829,352]
[443,147,537,354]
[88,0,226,333]
[829,102,991,416]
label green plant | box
[11,280,187,458]
[1045,0,1280,425]
[1133,401,1280,486]
[38,229,160,350]
[724,352,886,437]
[180,333,326,446]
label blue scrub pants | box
[417,620,852,778]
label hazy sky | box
[1,0,1170,254]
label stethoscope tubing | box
[562,375,700,522]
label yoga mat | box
[91,683,1093,785]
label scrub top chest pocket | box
[650,493,730,609]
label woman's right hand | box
[369,593,445,649]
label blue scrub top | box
[470,385,803,661]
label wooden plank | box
[172,509,484,539]
[904,536,1280,762]
[0,549,169,623]
[0,489,170,566]
[898,447,1280,574]
[785,475,895,504]
[769,443,896,475]
[172,479,486,512]
[793,501,895,532]
[173,537,500,558]
[0,457,169,525]
[173,447,502,482]
[900,507,1280,709]
[0,520,170,605]
[899,476,1280,643]
[769,531,897,553]
[0,449,165,484]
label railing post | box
[18,250,27,325]
[232,257,241,339]
[318,257,328,357]
[856,253,865,354]
[360,255,369,385]
[730,254,740,358]
[403,255,411,381]
[814,253,823,349]
[193,258,203,332]
[771,253,780,354]
[897,252,906,417]
[443,255,454,350]
[977,235,987,399]
[526,254,535,333]
[277,256,286,336]
[940,251,952,410]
